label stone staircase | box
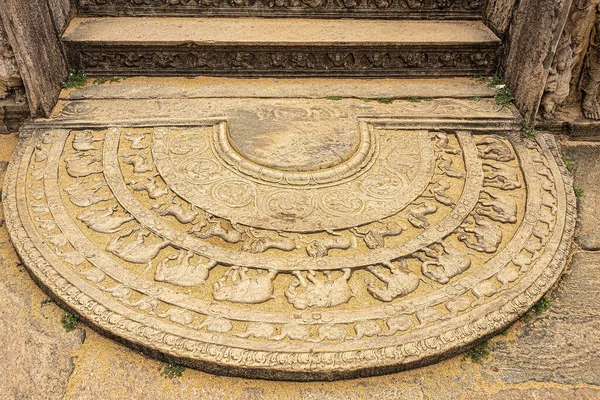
[63,0,500,77]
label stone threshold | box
[59,76,498,101]
[63,18,500,46]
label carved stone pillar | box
[539,0,600,121]
[0,17,22,99]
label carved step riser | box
[76,0,484,19]
[65,45,499,77]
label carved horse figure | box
[241,228,298,253]
[121,153,154,173]
[433,132,461,154]
[482,161,521,190]
[437,154,465,178]
[476,189,518,223]
[190,217,244,244]
[477,136,515,162]
[151,195,198,224]
[350,222,405,249]
[303,232,356,257]
[129,176,168,199]
[407,202,438,228]
[424,178,456,206]
[77,205,134,233]
[285,269,354,309]
[213,267,277,304]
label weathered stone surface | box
[0,94,28,134]
[483,251,600,386]
[484,388,600,400]
[485,0,517,35]
[503,0,574,125]
[0,134,85,400]
[3,96,575,380]
[561,143,600,250]
[0,0,67,117]
[48,0,72,34]
[63,18,500,77]
[75,0,485,19]
[0,18,21,100]
[61,76,498,101]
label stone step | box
[59,76,498,101]
[62,17,501,77]
[76,0,484,20]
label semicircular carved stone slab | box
[4,99,576,380]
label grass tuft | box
[63,70,89,89]
[325,96,344,101]
[489,75,504,87]
[574,184,584,198]
[464,342,491,363]
[61,311,80,332]
[377,98,395,104]
[532,297,550,315]
[523,125,537,139]
[161,362,186,378]
[495,86,514,106]
[562,155,575,173]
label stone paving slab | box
[561,142,600,251]
[0,134,85,400]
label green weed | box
[377,98,395,104]
[161,362,186,378]
[495,86,514,106]
[562,155,575,173]
[489,75,504,87]
[63,70,88,89]
[464,342,491,363]
[532,297,550,315]
[574,184,584,198]
[325,96,344,101]
[61,311,80,332]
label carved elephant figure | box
[106,228,169,268]
[366,260,422,302]
[417,241,471,284]
[285,268,354,309]
[213,267,277,304]
[154,250,217,287]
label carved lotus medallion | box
[4,98,575,380]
